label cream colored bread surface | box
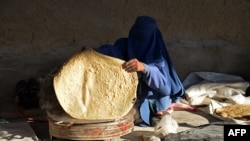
[214,104,250,119]
[53,48,138,120]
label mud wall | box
[0,0,249,116]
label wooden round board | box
[49,109,135,140]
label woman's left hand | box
[122,58,145,73]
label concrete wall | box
[0,0,249,116]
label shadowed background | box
[0,0,249,117]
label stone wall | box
[0,0,249,116]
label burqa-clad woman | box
[95,16,190,126]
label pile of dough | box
[214,104,250,120]
[53,48,138,120]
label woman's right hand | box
[122,58,145,73]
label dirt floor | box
[1,106,223,141]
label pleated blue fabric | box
[96,16,185,126]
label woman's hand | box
[122,58,145,73]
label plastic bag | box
[154,113,178,136]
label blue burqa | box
[95,16,185,126]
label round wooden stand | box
[48,109,135,140]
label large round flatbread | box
[53,48,138,120]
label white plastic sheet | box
[183,71,250,124]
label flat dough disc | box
[53,48,138,120]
